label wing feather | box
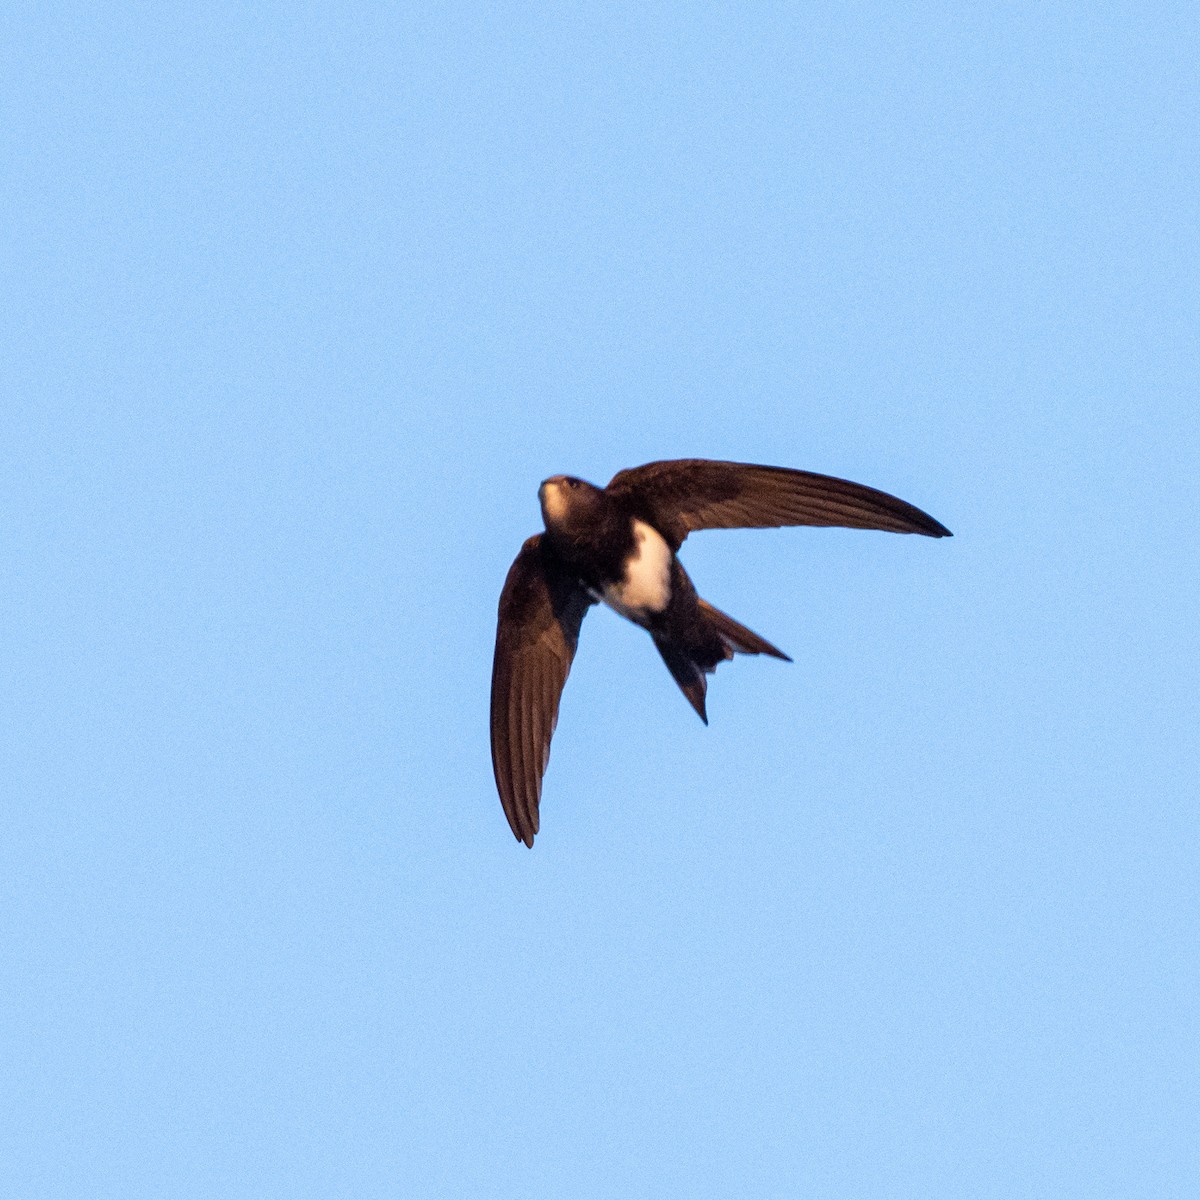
[490,535,592,847]
[606,459,951,550]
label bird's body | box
[537,475,789,718]
[592,517,672,623]
[491,459,951,846]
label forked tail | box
[653,599,790,724]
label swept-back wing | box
[607,459,951,550]
[490,535,592,847]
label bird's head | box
[538,474,605,537]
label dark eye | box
[567,478,579,489]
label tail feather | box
[653,637,712,724]
[653,599,790,723]
[696,599,791,662]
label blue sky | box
[4,3,1197,1196]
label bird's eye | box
[567,478,578,489]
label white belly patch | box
[601,519,672,622]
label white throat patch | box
[541,482,569,524]
[602,519,672,622]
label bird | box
[490,459,951,846]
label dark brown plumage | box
[489,536,592,847]
[490,460,951,846]
[606,459,952,549]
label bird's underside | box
[490,458,952,846]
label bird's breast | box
[598,519,672,624]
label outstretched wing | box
[490,535,593,847]
[606,459,952,550]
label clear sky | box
[4,3,1197,1197]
